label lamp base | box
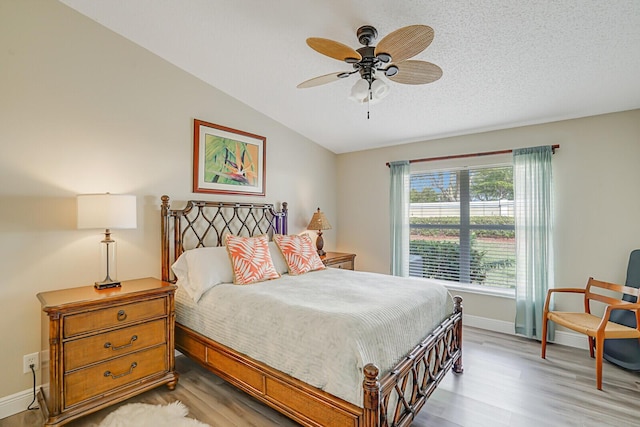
[316,230,326,257]
[94,280,121,290]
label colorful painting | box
[193,119,266,196]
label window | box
[409,165,515,290]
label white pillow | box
[269,241,289,275]
[171,246,233,302]
[171,241,288,302]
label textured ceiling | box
[60,0,640,154]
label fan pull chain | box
[367,90,371,119]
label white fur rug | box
[99,401,210,427]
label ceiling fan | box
[297,24,442,112]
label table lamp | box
[77,193,137,289]
[307,207,332,256]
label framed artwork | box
[193,119,266,196]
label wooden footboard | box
[373,295,463,427]
[175,296,463,427]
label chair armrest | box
[608,302,640,311]
[543,288,586,314]
[548,288,586,294]
[599,303,640,332]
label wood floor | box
[3,327,639,427]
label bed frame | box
[160,195,463,427]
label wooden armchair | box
[541,277,640,389]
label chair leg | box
[595,336,604,390]
[541,317,548,359]
[588,337,595,358]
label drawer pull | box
[104,335,138,351]
[117,310,127,321]
[104,362,137,380]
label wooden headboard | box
[160,195,288,282]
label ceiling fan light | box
[371,79,389,100]
[348,79,369,102]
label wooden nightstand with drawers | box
[321,252,356,270]
[36,277,178,426]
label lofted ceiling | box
[60,0,640,154]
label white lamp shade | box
[371,79,389,100]
[348,78,389,104]
[77,194,137,229]
[348,79,369,103]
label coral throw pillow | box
[274,234,326,275]
[225,234,280,285]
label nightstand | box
[36,277,178,426]
[321,252,356,270]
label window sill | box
[426,278,515,299]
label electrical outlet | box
[23,352,39,374]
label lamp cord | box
[27,364,38,411]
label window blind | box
[409,165,516,289]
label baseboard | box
[552,330,589,350]
[463,313,515,334]
[463,313,588,350]
[0,388,37,420]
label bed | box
[160,195,463,427]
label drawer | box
[64,319,166,371]
[64,344,167,408]
[328,260,353,270]
[64,298,166,338]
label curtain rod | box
[385,144,560,167]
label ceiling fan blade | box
[388,60,442,85]
[297,72,345,89]
[375,25,434,63]
[306,38,362,62]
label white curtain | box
[513,146,555,340]
[389,161,410,276]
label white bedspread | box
[175,268,453,407]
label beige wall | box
[336,110,640,322]
[2,0,639,411]
[0,1,336,400]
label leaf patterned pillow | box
[274,234,326,276]
[225,234,280,285]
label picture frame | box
[193,119,266,196]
